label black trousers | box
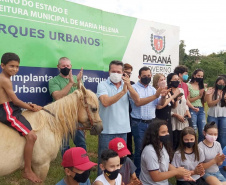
[173,130,182,151]
[127,116,133,159]
[177,177,209,185]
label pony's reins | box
[42,108,56,117]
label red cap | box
[109,137,131,158]
[61,147,97,171]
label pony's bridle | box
[78,95,95,130]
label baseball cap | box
[109,137,131,158]
[61,147,97,171]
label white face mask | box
[110,73,122,83]
[205,134,217,143]
[158,80,167,88]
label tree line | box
[179,40,226,86]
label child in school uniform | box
[172,127,208,185]
[139,118,191,185]
[199,122,226,185]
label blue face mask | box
[182,74,188,82]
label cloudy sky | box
[69,0,226,55]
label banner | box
[0,0,179,106]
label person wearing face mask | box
[172,127,208,185]
[154,73,180,145]
[174,65,200,117]
[187,69,206,143]
[198,122,226,185]
[96,60,139,176]
[108,137,141,185]
[206,76,226,149]
[129,67,167,177]
[168,73,191,151]
[56,147,97,185]
[48,57,87,156]
[140,119,192,185]
[93,149,122,185]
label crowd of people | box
[1,52,226,185]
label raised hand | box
[122,73,131,86]
[77,68,83,82]
[206,87,214,95]
[68,69,74,84]
[122,81,128,93]
[160,88,170,97]
[155,87,163,98]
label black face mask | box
[216,84,225,90]
[170,81,180,88]
[60,67,70,76]
[120,156,127,165]
[73,170,90,183]
[159,134,171,144]
[104,169,120,180]
[195,77,203,83]
[184,142,195,148]
[141,77,151,85]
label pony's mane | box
[31,90,83,144]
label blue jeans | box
[61,129,87,156]
[207,116,226,149]
[97,133,127,175]
[203,170,226,182]
[190,107,206,142]
[131,118,150,177]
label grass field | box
[0,105,209,184]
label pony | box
[0,85,103,182]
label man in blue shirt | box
[129,66,166,176]
[96,60,139,175]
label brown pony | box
[0,85,103,182]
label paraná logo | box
[150,27,166,54]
